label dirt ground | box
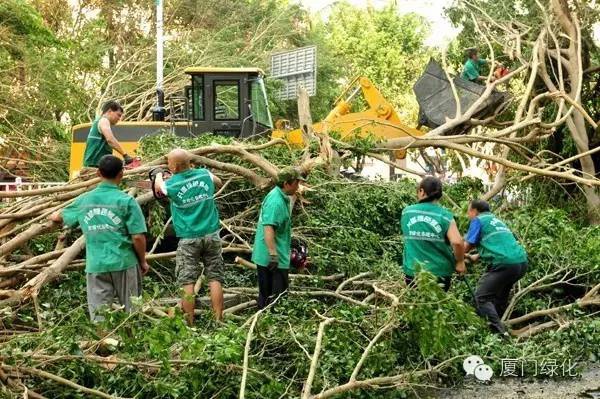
[435,364,600,399]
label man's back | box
[473,212,527,267]
[400,202,455,277]
[461,58,486,82]
[62,182,146,273]
[252,186,292,268]
[165,168,220,238]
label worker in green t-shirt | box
[464,199,528,335]
[252,167,305,308]
[461,48,489,83]
[82,100,134,170]
[400,176,466,291]
[152,149,224,324]
[50,155,148,321]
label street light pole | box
[152,0,165,121]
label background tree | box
[444,0,600,222]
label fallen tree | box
[0,130,598,398]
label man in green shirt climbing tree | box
[464,199,528,336]
[82,100,134,170]
[461,48,488,83]
[152,149,224,324]
[49,155,149,321]
[252,167,305,308]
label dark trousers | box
[257,266,289,309]
[405,275,452,292]
[475,262,528,333]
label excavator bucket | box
[413,59,508,134]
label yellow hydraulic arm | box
[272,76,424,158]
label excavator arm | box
[272,76,424,158]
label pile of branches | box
[0,133,598,398]
[0,137,294,306]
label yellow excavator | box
[272,76,423,158]
[69,69,423,178]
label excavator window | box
[250,78,273,128]
[192,76,204,120]
[214,81,240,120]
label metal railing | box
[168,95,191,135]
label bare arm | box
[48,211,63,224]
[132,233,149,275]
[99,118,127,156]
[154,172,168,197]
[447,221,466,274]
[263,225,277,256]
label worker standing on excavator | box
[400,176,466,291]
[82,100,134,173]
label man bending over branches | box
[49,155,149,321]
[465,199,528,336]
[152,149,225,324]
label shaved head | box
[167,148,191,173]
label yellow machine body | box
[69,67,273,179]
[69,121,180,179]
[272,77,424,158]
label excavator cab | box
[181,67,273,138]
[69,68,273,178]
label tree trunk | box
[567,113,600,223]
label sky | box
[299,0,460,47]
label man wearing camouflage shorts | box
[153,148,224,324]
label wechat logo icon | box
[463,355,493,382]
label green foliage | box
[297,176,414,275]
[320,3,433,122]
[444,0,600,177]
[147,201,168,239]
[5,171,600,396]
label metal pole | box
[156,0,163,96]
[153,0,165,120]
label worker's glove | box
[466,253,480,263]
[123,154,134,165]
[267,255,279,271]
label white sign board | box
[271,46,317,100]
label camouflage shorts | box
[176,233,224,285]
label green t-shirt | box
[400,202,455,277]
[62,182,147,273]
[83,117,113,167]
[252,186,291,269]
[468,212,527,267]
[165,168,220,238]
[461,58,487,81]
